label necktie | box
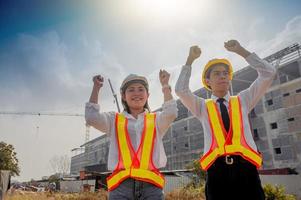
[217,98,230,132]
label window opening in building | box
[267,99,273,105]
[274,147,281,154]
[270,122,278,129]
[253,129,259,140]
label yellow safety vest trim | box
[107,169,130,189]
[205,99,226,150]
[140,113,156,169]
[200,96,262,170]
[225,97,262,165]
[131,168,164,187]
[200,148,221,170]
[107,113,164,190]
[117,114,132,168]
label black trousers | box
[205,156,265,200]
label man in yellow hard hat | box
[201,58,233,91]
[175,40,276,200]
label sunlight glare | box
[129,0,199,19]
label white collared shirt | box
[85,100,178,170]
[175,53,277,155]
[211,92,231,112]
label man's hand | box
[159,69,170,86]
[92,75,104,90]
[224,40,242,53]
[224,40,251,58]
[186,45,201,66]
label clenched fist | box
[159,69,170,86]
[224,39,251,58]
[186,45,201,66]
[224,40,242,53]
[92,75,104,89]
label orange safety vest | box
[200,96,262,170]
[106,113,165,191]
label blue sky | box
[0,0,301,181]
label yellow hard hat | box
[202,58,233,90]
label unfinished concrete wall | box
[60,180,95,193]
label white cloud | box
[0,31,126,181]
[247,15,301,57]
[147,15,301,101]
[0,31,127,112]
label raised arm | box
[175,46,204,117]
[157,69,178,137]
[159,69,173,102]
[85,75,113,134]
[89,75,104,103]
[225,40,277,111]
[224,40,251,59]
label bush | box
[185,159,206,187]
[6,190,108,200]
[7,184,298,200]
[263,184,296,200]
[165,185,205,200]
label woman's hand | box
[92,75,104,90]
[159,69,173,101]
[89,75,104,104]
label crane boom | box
[108,79,121,113]
[0,111,83,117]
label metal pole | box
[108,79,121,113]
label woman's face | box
[122,82,149,111]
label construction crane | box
[108,78,121,112]
[0,78,121,144]
[0,111,90,143]
[0,111,83,117]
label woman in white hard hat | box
[86,70,177,200]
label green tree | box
[263,184,296,200]
[186,159,206,187]
[0,141,20,176]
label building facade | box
[70,135,109,175]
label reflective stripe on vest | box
[107,113,164,191]
[200,96,262,170]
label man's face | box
[206,65,230,93]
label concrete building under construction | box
[70,43,301,175]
